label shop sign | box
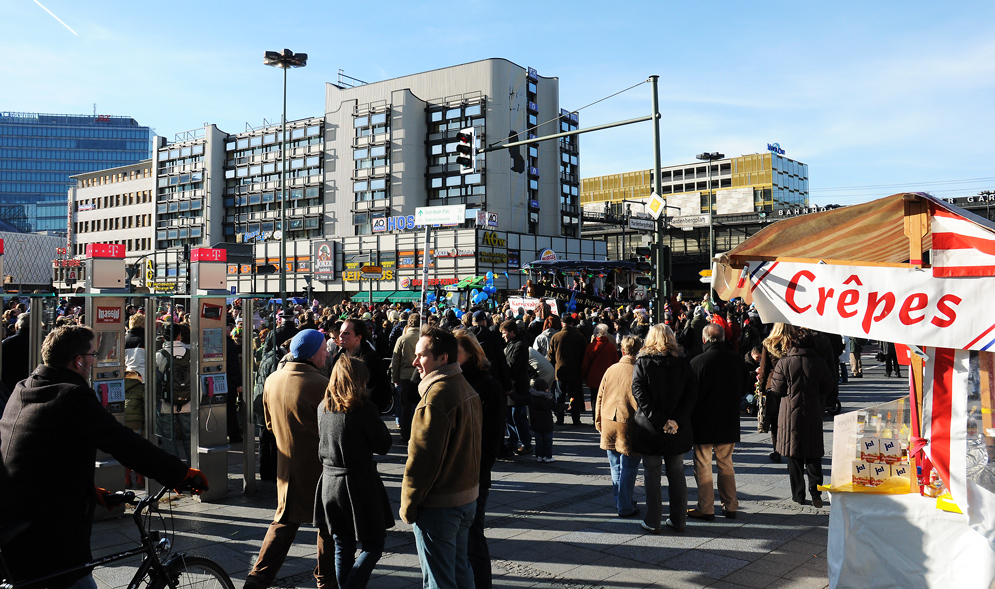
[434,248,476,258]
[96,306,121,323]
[313,241,336,277]
[767,142,786,155]
[372,215,419,233]
[481,232,506,247]
[344,268,394,282]
[479,251,507,264]
[86,243,125,259]
[400,277,458,288]
[79,203,97,212]
[537,248,557,261]
[507,249,520,269]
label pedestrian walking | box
[314,355,394,589]
[245,329,329,589]
[630,324,697,534]
[594,335,643,517]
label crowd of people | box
[0,292,903,588]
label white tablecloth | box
[829,492,995,588]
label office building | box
[65,59,606,298]
[0,111,152,233]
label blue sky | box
[3,1,993,206]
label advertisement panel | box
[313,241,336,278]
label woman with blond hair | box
[758,322,798,463]
[630,324,697,534]
[314,355,394,588]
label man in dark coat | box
[1,311,30,395]
[688,324,747,520]
[0,326,201,588]
[547,313,589,426]
[500,320,532,454]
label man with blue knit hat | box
[245,329,330,589]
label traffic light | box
[455,128,476,174]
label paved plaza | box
[89,359,909,588]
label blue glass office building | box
[0,111,151,233]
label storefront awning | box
[385,290,422,302]
[359,290,397,303]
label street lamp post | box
[263,48,307,319]
[696,151,724,265]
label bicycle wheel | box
[148,555,235,589]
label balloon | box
[568,301,577,311]
[426,292,436,302]
[430,306,437,313]
[455,309,464,318]
[486,272,494,280]
[471,289,479,296]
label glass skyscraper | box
[0,111,151,233]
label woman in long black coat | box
[630,324,698,533]
[768,329,833,508]
[314,355,394,588]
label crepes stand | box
[711,192,995,588]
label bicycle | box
[0,484,234,589]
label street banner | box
[530,284,613,311]
[742,260,992,351]
[506,296,559,314]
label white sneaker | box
[536,456,545,462]
[545,457,555,463]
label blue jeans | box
[534,432,553,459]
[506,405,531,449]
[607,450,641,515]
[333,533,384,588]
[412,501,477,589]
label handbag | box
[756,387,768,433]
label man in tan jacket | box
[402,326,482,589]
[245,329,328,589]
[595,335,643,517]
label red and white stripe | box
[921,348,968,508]
[931,206,995,277]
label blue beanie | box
[291,329,324,360]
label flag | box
[930,205,995,277]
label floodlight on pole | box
[263,48,307,319]
[696,151,724,264]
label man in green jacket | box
[402,326,482,589]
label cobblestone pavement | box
[90,357,909,588]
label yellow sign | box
[146,259,155,284]
[699,269,712,277]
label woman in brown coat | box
[758,323,797,463]
[768,329,833,508]
[595,335,643,517]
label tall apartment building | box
[0,111,151,233]
[67,59,605,297]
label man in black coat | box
[500,320,532,455]
[0,325,204,588]
[1,311,30,395]
[687,324,747,520]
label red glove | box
[175,468,210,495]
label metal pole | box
[479,114,655,153]
[279,66,289,319]
[707,159,714,264]
[650,75,664,324]
[242,297,256,494]
[420,226,430,315]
